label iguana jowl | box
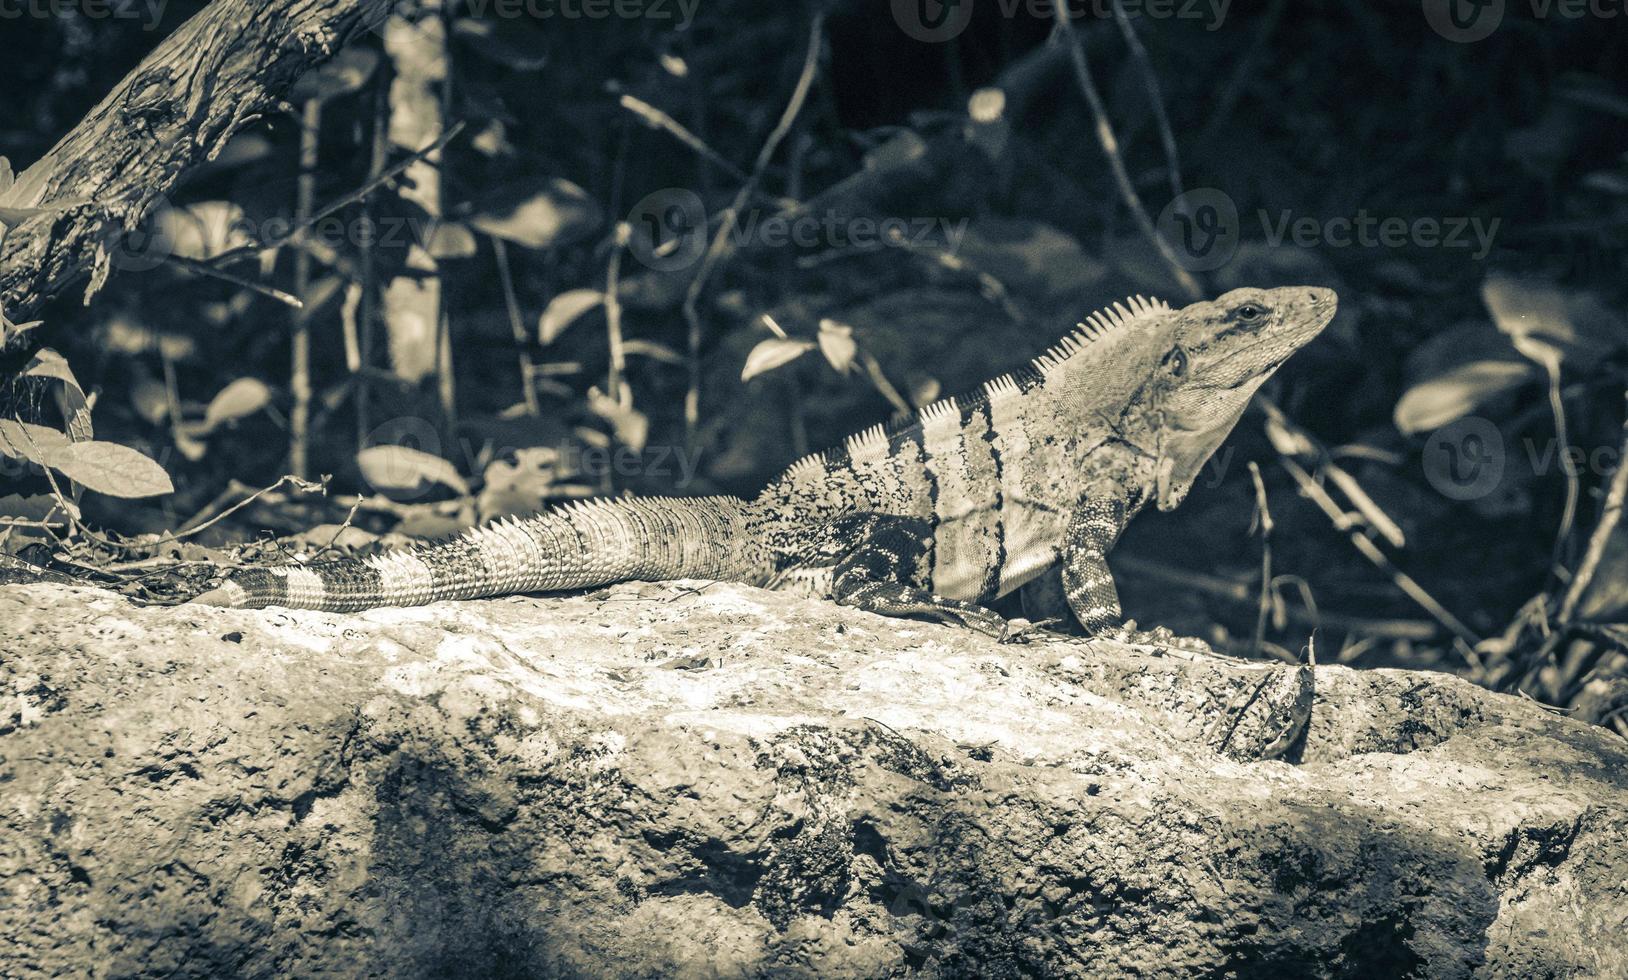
[195,286,1336,637]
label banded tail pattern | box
[192,496,761,611]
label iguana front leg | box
[803,513,1012,639]
[1060,495,1132,634]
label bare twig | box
[356,74,391,451]
[1050,1,1201,301]
[289,97,321,480]
[207,122,467,270]
[605,224,630,402]
[1248,461,1274,657]
[1114,554,1439,640]
[680,12,825,445]
[619,94,752,185]
[492,236,541,416]
[1277,453,1481,650]
[172,474,326,542]
[1558,390,1628,625]
[1542,358,1581,581]
[1109,0,1185,206]
[1199,0,1288,146]
[161,255,303,308]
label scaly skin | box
[194,286,1336,637]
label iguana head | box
[1148,286,1336,509]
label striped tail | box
[191,496,761,611]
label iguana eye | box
[1235,303,1267,322]
[1163,346,1188,377]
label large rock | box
[2,581,1624,978]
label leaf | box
[817,319,858,374]
[297,276,345,323]
[23,347,92,442]
[131,377,170,425]
[741,339,814,382]
[45,441,173,498]
[452,16,549,70]
[0,419,70,465]
[1482,275,1570,371]
[1481,275,1624,372]
[202,378,272,431]
[1393,360,1535,435]
[467,179,600,250]
[588,385,648,453]
[538,289,604,344]
[426,222,478,260]
[621,339,684,364]
[357,445,470,497]
[154,200,254,261]
[289,48,379,103]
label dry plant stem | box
[604,233,628,401]
[171,475,322,542]
[290,99,321,481]
[161,255,303,308]
[0,0,399,325]
[492,237,541,416]
[1543,360,1580,581]
[435,11,456,429]
[1558,391,1628,625]
[860,352,914,418]
[1260,396,1405,548]
[1200,0,1287,146]
[1050,1,1201,302]
[680,13,825,444]
[1113,555,1439,640]
[356,76,392,452]
[1109,0,1185,205]
[1248,461,1274,657]
[1278,454,1482,650]
[619,95,751,185]
[207,123,467,271]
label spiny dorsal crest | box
[1032,295,1171,376]
[777,295,1172,485]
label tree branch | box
[0,0,398,344]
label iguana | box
[194,286,1336,640]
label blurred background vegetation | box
[1,0,1626,728]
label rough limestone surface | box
[2,580,1625,978]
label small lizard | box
[194,286,1336,641]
